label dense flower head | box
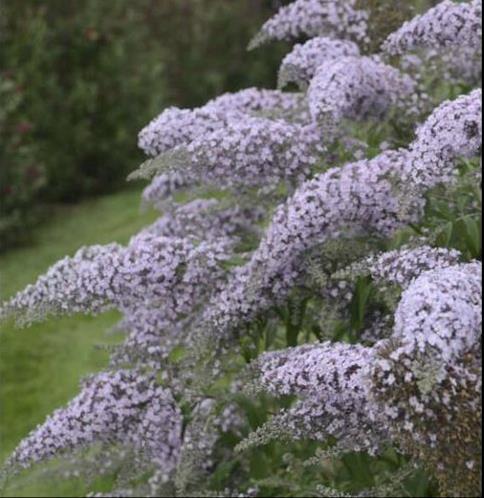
[248,0,369,50]
[180,117,325,189]
[383,0,482,55]
[204,88,308,122]
[369,245,462,288]
[277,37,360,90]
[6,370,182,472]
[138,88,308,157]
[307,56,417,125]
[249,262,481,486]
[405,88,482,189]
[111,308,185,368]
[257,341,372,398]
[369,262,482,497]
[249,342,387,453]
[1,233,231,325]
[388,262,482,363]
[138,106,241,158]
[399,45,483,90]
[140,199,264,243]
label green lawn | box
[0,187,158,494]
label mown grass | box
[0,187,158,495]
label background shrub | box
[0,0,289,249]
[0,74,45,251]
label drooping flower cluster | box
[383,0,482,55]
[204,89,481,345]
[248,0,369,49]
[248,342,386,454]
[368,245,462,288]
[1,232,231,325]
[205,87,307,121]
[6,370,183,473]
[138,106,236,158]
[399,45,483,91]
[404,88,482,190]
[384,262,482,363]
[307,56,417,125]
[140,199,264,242]
[138,88,307,158]
[278,37,360,90]
[180,117,324,189]
[251,261,482,495]
[370,262,482,497]
[204,150,424,337]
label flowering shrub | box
[1,1,482,497]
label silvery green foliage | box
[278,37,360,90]
[382,0,482,55]
[142,171,195,209]
[248,0,369,49]
[307,56,417,125]
[5,370,182,475]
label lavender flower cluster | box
[248,0,369,49]
[383,0,482,55]
[278,37,360,90]
[307,55,417,125]
[1,0,482,496]
[252,259,482,495]
[6,370,183,473]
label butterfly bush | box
[140,199,264,242]
[5,370,182,474]
[278,37,360,90]
[246,342,387,454]
[307,56,418,125]
[248,0,369,49]
[383,0,482,55]
[1,1,482,496]
[399,46,482,91]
